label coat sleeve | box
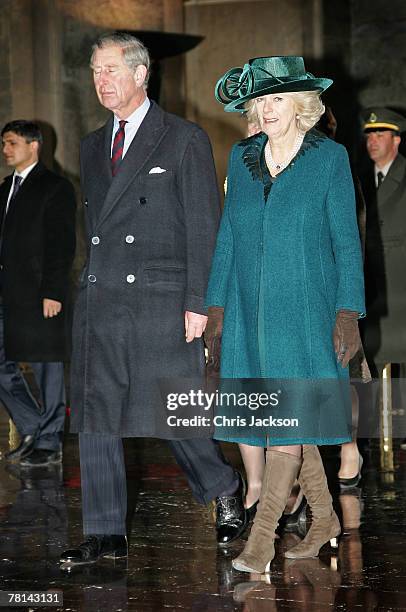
[40,178,76,303]
[326,144,366,317]
[205,147,236,308]
[179,127,221,315]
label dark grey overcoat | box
[70,102,220,436]
[0,162,76,361]
[361,154,406,364]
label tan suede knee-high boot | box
[232,450,302,573]
[285,445,340,559]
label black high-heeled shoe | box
[282,495,308,535]
[245,500,259,521]
[339,454,363,489]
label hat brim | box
[364,122,400,132]
[224,78,333,112]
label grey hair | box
[245,90,325,133]
[91,32,151,88]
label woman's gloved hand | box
[333,309,361,368]
[204,306,224,376]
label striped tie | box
[111,120,127,176]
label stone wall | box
[1,0,406,252]
[184,0,307,183]
[351,0,406,161]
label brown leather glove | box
[204,306,224,376]
[333,309,361,368]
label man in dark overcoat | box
[0,120,76,466]
[60,32,246,566]
[360,108,406,371]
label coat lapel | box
[378,154,406,205]
[0,174,12,211]
[96,102,169,228]
[2,163,46,226]
[84,117,114,229]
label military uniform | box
[360,108,406,367]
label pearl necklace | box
[265,132,305,173]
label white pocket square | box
[149,167,167,174]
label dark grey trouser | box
[0,305,65,451]
[79,433,238,535]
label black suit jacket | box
[0,161,76,361]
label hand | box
[43,298,62,319]
[184,311,207,343]
[333,309,360,368]
[204,306,224,374]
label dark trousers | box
[0,305,65,451]
[79,433,238,535]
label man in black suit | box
[0,120,76,466]
[60,32,247,566]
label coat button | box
[84,199,88,207]
[88,274,96,283]
[125,235,135,244]
[126,274,135,283]
[92,236,100,245]
[139,197,147,205]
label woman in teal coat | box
[205,56,365,573]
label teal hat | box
[215,56,333,113]
[363,107,406,133]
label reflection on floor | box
[1,411,406,611]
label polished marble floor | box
[1,410,406,611]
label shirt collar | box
[374,158,395,180]
[113,97,150,129]
[15,161,38,182]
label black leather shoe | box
[60,535,128,565]
[215,474,248,546]
[20,449,62,467]
[4,434,36,462]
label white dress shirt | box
[6,161,38,213]
[111,97,151,158]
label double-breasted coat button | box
[139,197,147,205]
[92,236,100,245]
[88,274,96,282]
[125,235,135,244]
[84,199,88,206]
[126,274,135,283]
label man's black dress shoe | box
[60,535,128,565]
[20,449,62,467]
[215,474,248,546]
[4,434,36,462]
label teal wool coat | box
[205,130,366,446]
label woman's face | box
[254,93,297,139]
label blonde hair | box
[245,90,325,133]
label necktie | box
[9,175,22,204]
[377,171,384,189]
[111,120,127,176]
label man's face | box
[365,130,400,167]
[1,131,38,172]
[91,45,147,118]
